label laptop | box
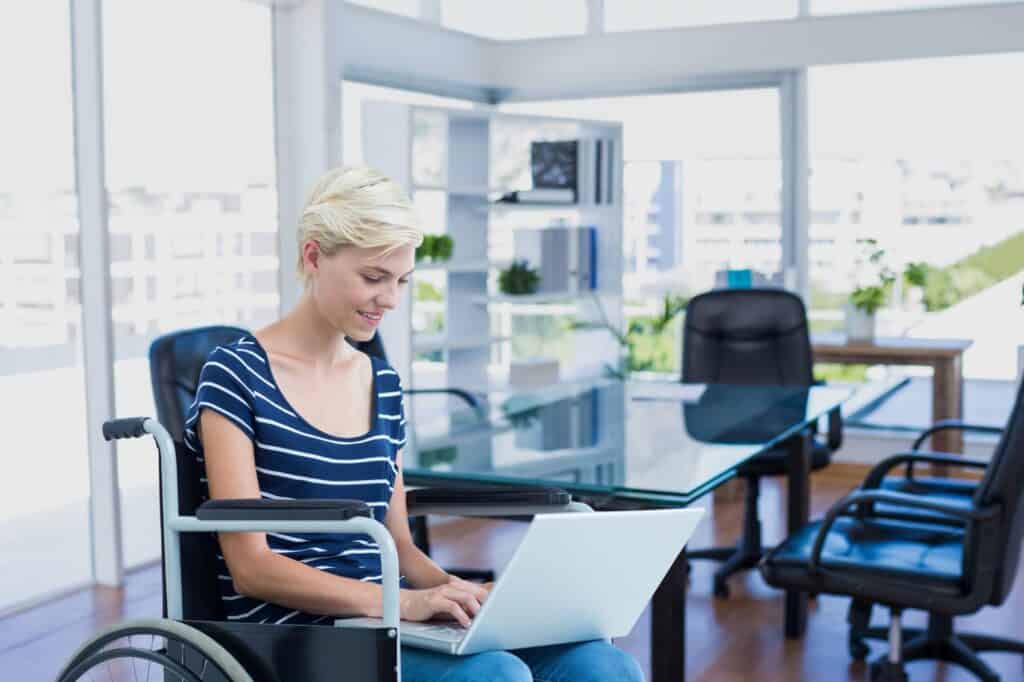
[339,508,704,655]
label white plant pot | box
[845,304,876,342]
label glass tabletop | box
[405,379,852,506]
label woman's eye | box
[363,275,381,283]
[398,279,409,286]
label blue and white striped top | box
[182,334,406,625]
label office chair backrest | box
[682,289,814,386]
[149,325,251,442]
[973,376,1024,605]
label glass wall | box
[808,53,1024,382]
[103,0,279,567]
[604,0,797,31]
[0,0,92,613]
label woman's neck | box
[264,293,356,370]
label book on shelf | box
[531,138,616,206]
[513,226,598,295]
[530,140,578,201]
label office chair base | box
[854,613,1016,682]
[687,477,764,598]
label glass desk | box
[406,379,852,682]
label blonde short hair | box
[297,165,423,281]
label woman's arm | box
[200,409,384,617]
[201,411,485,625]
[384,450,492,601]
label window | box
[0,0,91,611]
[503,88,782,373]
[442,0,587,40]
[812,0,1022,16]
[604,0,796,32]
[808,53,1024,383]
[103,0,279,567]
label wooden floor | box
[3,469,1023,681]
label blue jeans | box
[401,640,644,682]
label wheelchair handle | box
[103,417,150,441]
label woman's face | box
[305,242,415,342]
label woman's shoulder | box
[200,334,272,387]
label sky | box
[2,0,1023,195]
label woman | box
[184,166,644,682]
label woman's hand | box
[399,580,486,627]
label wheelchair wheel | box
[57,618,252,682]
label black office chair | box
[760,378,1024,682]
[682,288,842,597]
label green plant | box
[904,261,929,288]
[415,234,454,263]
[415,235,435,263]
[849,239,895,314]
[498,259,540,295]
[433,234,453,261]
[573,291,689,378]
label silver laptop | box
[339,508,704,655]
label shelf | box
[413,333,511,353]
[471,291,592,305]
[415,260,491,273]
[414,184,496,198]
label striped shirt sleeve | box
[189,347,256,442]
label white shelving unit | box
[363,101,624,398]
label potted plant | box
[415,234,455,263]
[498,260,541,295]
[846,239,895,342]
[573,291,688,379]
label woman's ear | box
[301,240,321,278]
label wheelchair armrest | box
[862,451,989,489]
[406,485,574,517]
[809,489,998,573]
[197,498,372,522]
[911,420,1003,451]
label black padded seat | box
[873,476,978,525]
[764,516,965,597]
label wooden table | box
[812,333,973,453]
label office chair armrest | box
[911,420,1003,451]
[406,485,580,517]
[809,489,998,573]
[197,498,372,522]
[862,451,989,489]
[404,387,482,409]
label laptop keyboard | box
[402,621,469,640]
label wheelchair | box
[57,417,579,681]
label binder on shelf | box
[513,226,598,295]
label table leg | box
[932,357,964,455]
[785,430,811,638]
[652,547,689,682]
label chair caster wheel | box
[712,580,729,598]
[848,635,870,661]
[870,660,908,682]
